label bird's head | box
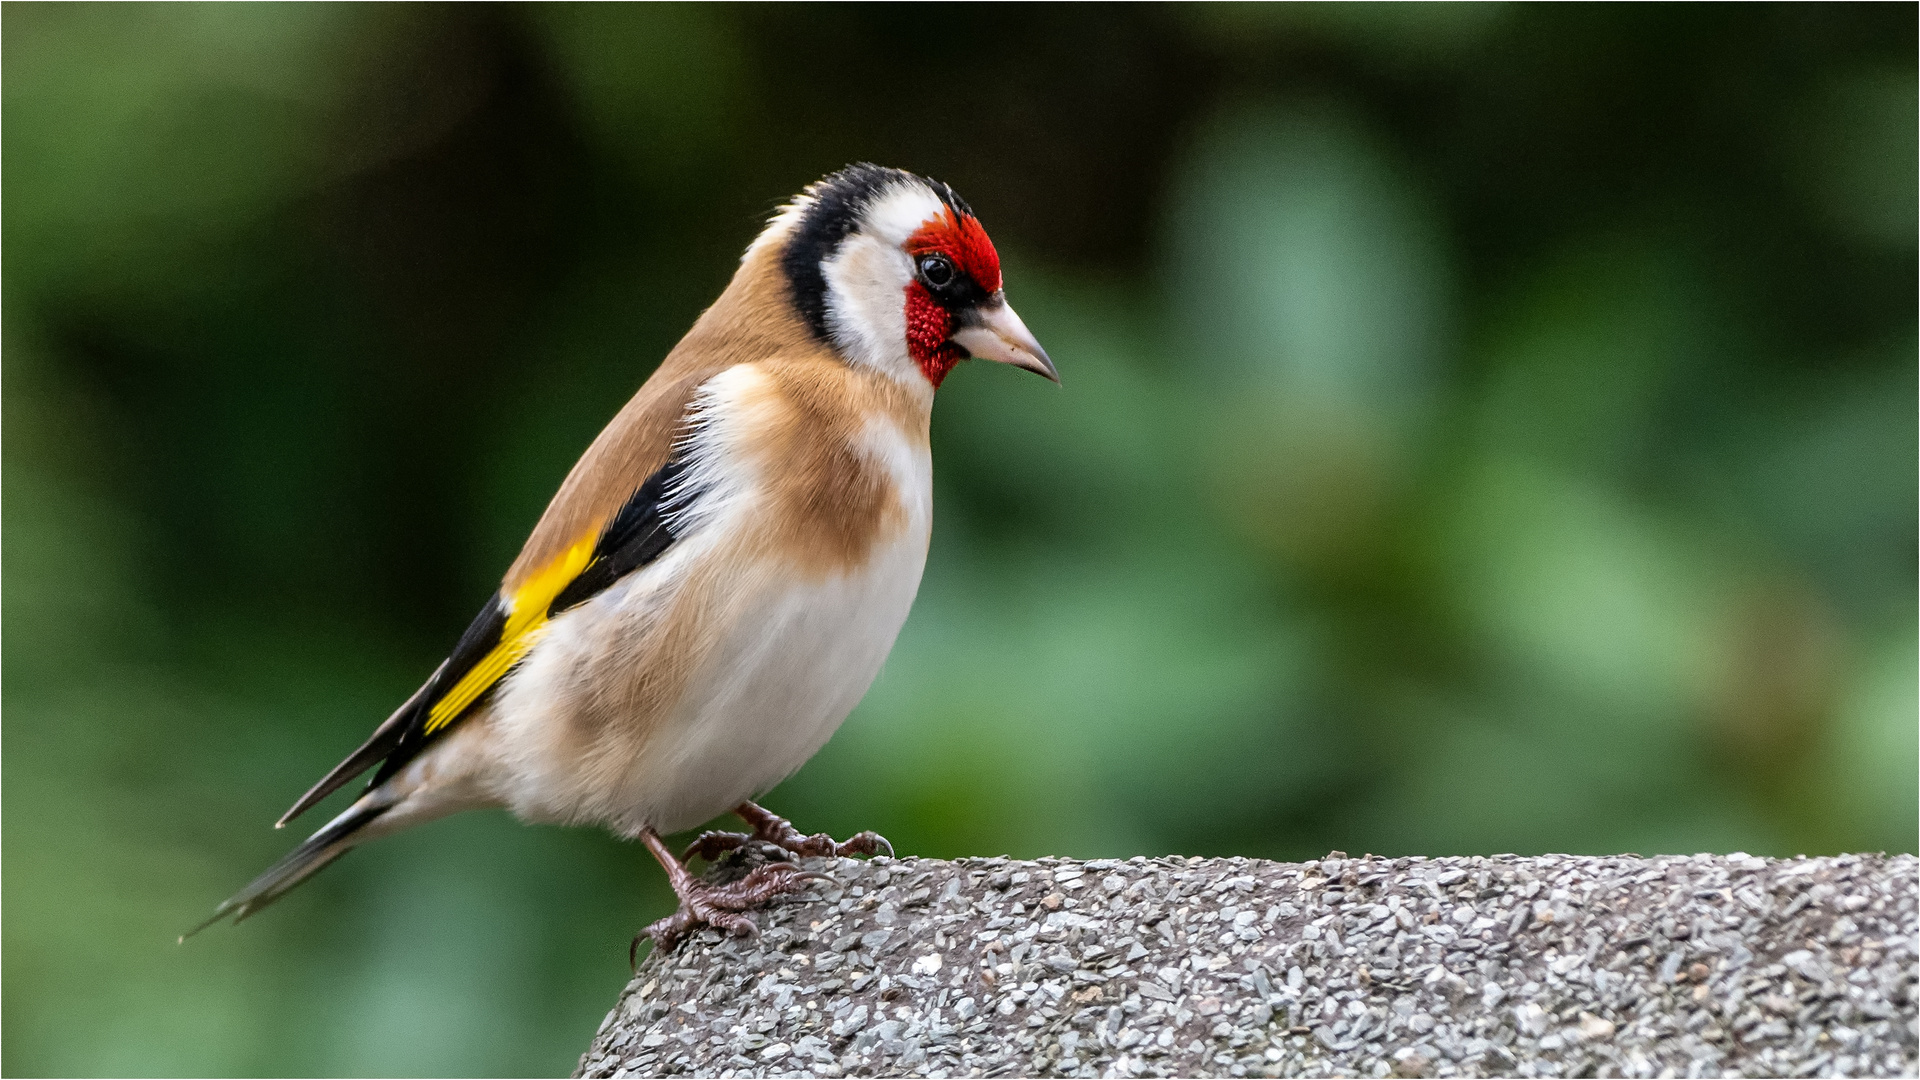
[774,164,1057,390]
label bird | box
[186,163,1057,950]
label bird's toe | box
[637,913,694,959]
[638,863,827,961]
[701,862,825,910]
[682,829,754,862]
[834,830,893,858]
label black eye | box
[918,254,954,288]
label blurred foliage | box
[4,4,1914,1076]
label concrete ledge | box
[576,852,1917,1078]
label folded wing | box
[277,457,689,827]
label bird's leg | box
[683,800,893,862]
[634,827,825,959]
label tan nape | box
[502,229,826,595]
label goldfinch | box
[188,164,1056,948]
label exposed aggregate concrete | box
[576,852,1917,1079]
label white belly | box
[622,522,927,833]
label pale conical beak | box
[951,297,1059,383]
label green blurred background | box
[5,3,1914,1075]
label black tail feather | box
[277,670,440,828]
[182,801,390,941]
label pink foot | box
[634,862,829,960]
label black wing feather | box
[551,458,685,615]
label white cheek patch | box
[820,235,912,376]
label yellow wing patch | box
[422,535,599,735]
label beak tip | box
[952,301,1058,385]
[1025,342,1061,384]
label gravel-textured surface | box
[576,851,1917,1078]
